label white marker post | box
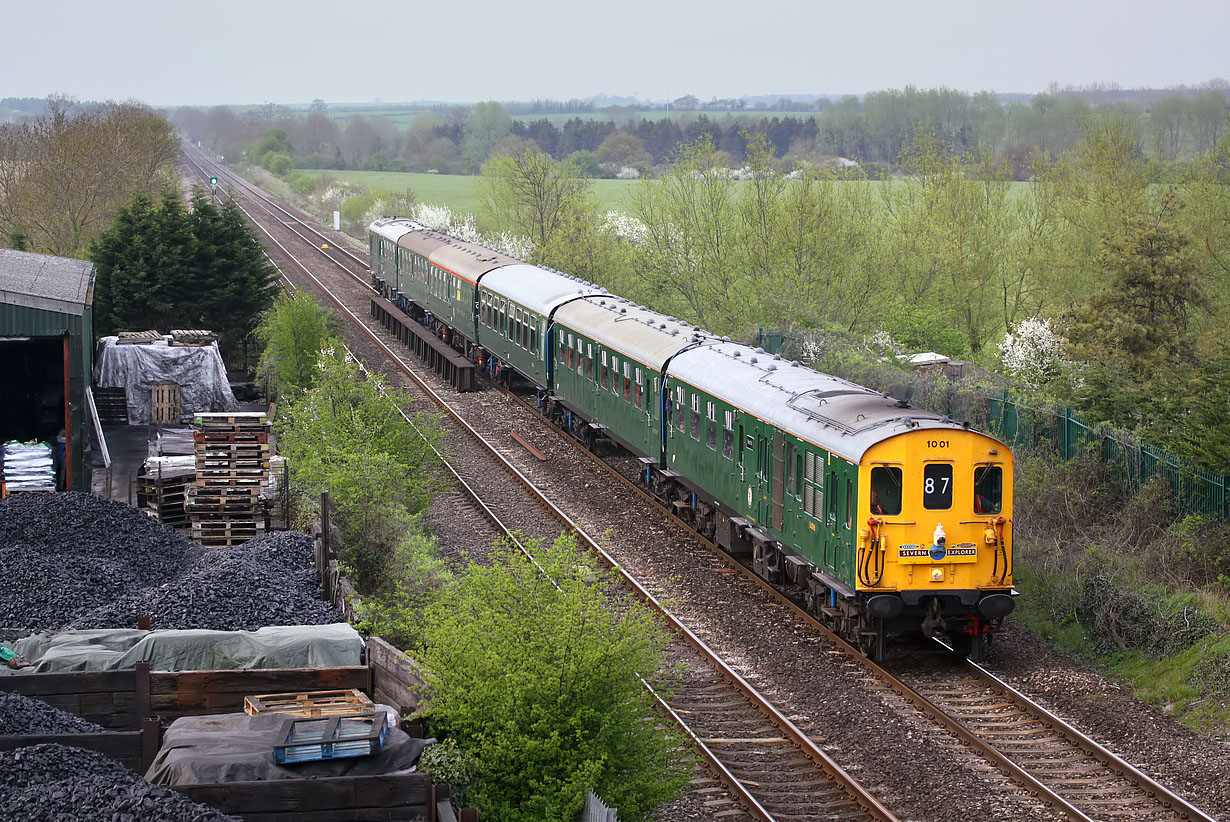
[333,211,340,231]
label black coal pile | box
[72,531,337,632]
[0,692,106,735]
[0,743,238,821]
[0,492,193,631]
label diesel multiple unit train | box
[368,216,1016,658]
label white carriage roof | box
[481,264,604,315]
[0,249,94,317]
[431,243,518,284]
[553,296,719,371]
[369,216,424,244]
[668,343,976,462]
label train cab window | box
[870,466,902,516]
[923,464,953,510]
[973,466,1003,514]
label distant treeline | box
[169,82,1229,180]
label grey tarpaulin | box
[15,624,363,672]
[93,336,238,424]
[146,710,434,785]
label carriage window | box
[706,421,716,450]
[785,442,796,495]
[722,429,733,459]
[923,464,953,510]
[870,466,902,515]
[845,479,853,528]
[691,411,700,440]
[973,466,1003,514]
[828,471,838,520]
[803,452,823,517]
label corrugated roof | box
[0,249,94,317]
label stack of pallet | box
[187,412,271,547]
[138,456,195,528]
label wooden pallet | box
[244,689,373,718]
[195,442,271,456]
[194,412,269,426]
[151,384,182,425]
[116,329,161,344]
[196,455,269,467]
[194,431,268,444]
[197,536,255,547]
[195,476,263,488]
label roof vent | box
[767,363,777,371]
[671,329,679,336]
[620,308,627,314]
[598,300,606,306]
[722,336,731,342]
[733,351,741,357]
[755,347,765,355]
[774,354,782,361]
[750,357,759,364]
[659,323,667,329]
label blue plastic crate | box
[274,709,389,764]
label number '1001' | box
[928,440,949,448]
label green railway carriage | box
[549,298,706,457]
[369,217,519,358]
[476,264,599,388]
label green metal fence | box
[986,393,1228,519]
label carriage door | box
[771,431,785,530]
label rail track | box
[179,148,1221,822]
[181,148,898,822]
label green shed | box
[0,249,95,492]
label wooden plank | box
[150,667,369,695]
[239,808,429,822]
[174,773,432,814]
[0,668,137,696]
[510,430,548,461]
[150,667,370,718]
[367,638,422,716]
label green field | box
[321,106,820,129]
[296,168,1037,218]
[296,169,644,214]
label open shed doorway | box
[0,336,67,486]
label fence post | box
[321,490,331,560]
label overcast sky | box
[4,0,1227,106]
